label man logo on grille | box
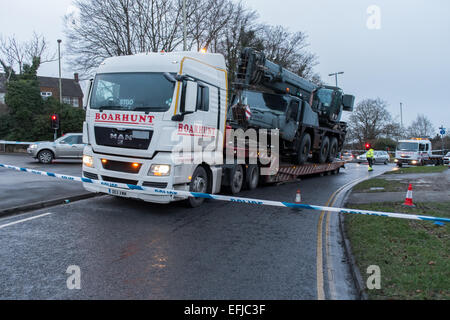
[110,133,133,145]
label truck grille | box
[83,171,99,180]
[142,181,168,189]
[95,127,153,150]
[101,176,138,186]
[102,159,142,174]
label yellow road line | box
[316,176,366,300]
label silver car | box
[356,150,390,165]
[27,133,85,164]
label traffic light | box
[365,143,371,150]
[51,114,60,130]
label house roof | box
[38,76,83,98]
[0,73,83,98]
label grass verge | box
[352,178,406,193]
[345,202,450,300]
[385,165,448,175]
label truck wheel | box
[296,133,311,165]
[226,165,244,195]
[246,165,260,190]
[327,137,338,162]
[315,136,330,164]
[187,166,209,208]
[37,150,54,164]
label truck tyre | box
[296,133,311,165]
[226,165,244,195]
[245,165,260,190]
[37,150,54,164]
[315,136,330,164]
[187,166,209,208]
[327,137,338,162]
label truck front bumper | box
[81,146,193,204]
[82,182,184,204]
[394,158,419,165]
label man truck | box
[394,138,444,167]
[81,50,354,207]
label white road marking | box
[0,212,53,230]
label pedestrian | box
[366,144,375,171]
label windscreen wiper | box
[99,106,123,112]
[132,107,167,112]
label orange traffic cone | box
[403,184,415,207]
[295,189,302,203]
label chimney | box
[74,73,79,83]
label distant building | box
[0,73,84,109]
[38,73,84,108]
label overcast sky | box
[0,0,449,131]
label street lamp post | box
[328,71,344,87]
[183,0,187,51]
[57,39,62,136]
[57,39,62,106]
[400,102,403,129]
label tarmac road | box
[0,161,394,299]
[0,153,87,212]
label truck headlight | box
[149,164,171,176]
[394,159,398,162]
[83,155,94,168]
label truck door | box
[177,58,225,151]
[282,100,300,142]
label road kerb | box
[0,193,101,218]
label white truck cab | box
[395,138,435,166]
[82,51,228,206]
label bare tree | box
[0,32,56,75]
[406,114,435,138]
[0,35,26,74]
[257,25,319,81]
[348,98,393,146]
[64,0,320,84]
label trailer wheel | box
[246,165,260,190]
[327,137,338,162]
[226,165,244,195]
[296,133,311,165]
[315,136,330,164]
[187,166,209,208]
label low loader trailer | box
[81,50,348,207]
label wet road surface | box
[0,162,394,299]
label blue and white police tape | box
[0,141,36,145]
[1,163,449,224]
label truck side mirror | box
[171,80,197,122]
[342,94,355,111]
[83,79,94,110]
[184,80,198,113]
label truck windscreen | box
[90,73,175,112]
[397,142,419,151]
[243,91,288,114]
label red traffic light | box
[51,114,60,129]
[365,143,371,149]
